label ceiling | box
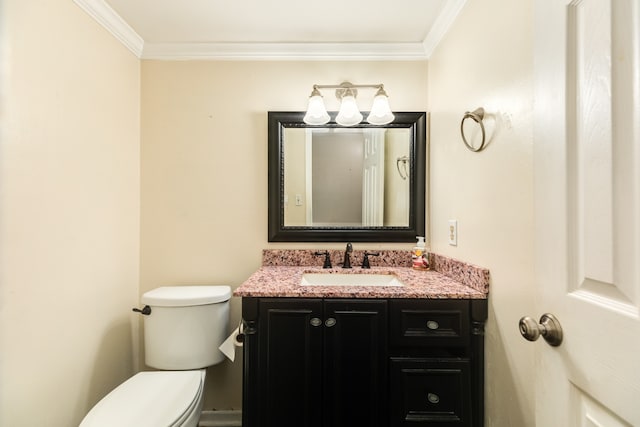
[76,0,466,60]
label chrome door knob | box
[519,313,563,346]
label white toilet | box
[80,285,231,427]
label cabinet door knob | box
[325,317,337,327]
[427,393,440,404]
[310,317,322,327]
[519,313,563,346]
[426,320,439,330]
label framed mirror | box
[268,111,426,242]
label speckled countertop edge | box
[233,249,490,299]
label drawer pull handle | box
[325,317,337,327]
[427,393,440,404]
[310,317,322,327]
[426,320,439,330]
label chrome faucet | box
[342,242,353,268]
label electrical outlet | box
[448,220,458,246]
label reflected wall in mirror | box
[268,112,427,242]
[283,127,411,227]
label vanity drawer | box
[390,300,469,348]
[390,358,471,427]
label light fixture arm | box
[312,81,385,90]
[309,85,323,97]
[312,81,385,100]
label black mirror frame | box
[268,111,426,242]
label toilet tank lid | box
[141,285,231,307]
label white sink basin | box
[300,273,405,287]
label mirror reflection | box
[268,111,426,242]
[283,127,411,227]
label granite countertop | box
[233,250,490,300]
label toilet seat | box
[169,371,206,427]
[80,369,206,427]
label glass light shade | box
[303,94,330,125]
[335,94,363,126]
[366,93,395,125]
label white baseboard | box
[198,410,242,427]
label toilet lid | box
[80,370,205,427]
[142,285,231,306]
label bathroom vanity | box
[234,250,489,427]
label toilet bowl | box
[80,285,231,427]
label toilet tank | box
[141,286,231,370]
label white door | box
[533,1,640,426]
[362,130,385,226]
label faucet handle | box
[314,251,332,269]
[342,243,353,269]
[361,252,380,269]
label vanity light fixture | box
[303,82,395,126]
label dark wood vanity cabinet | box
[241,297,487,427]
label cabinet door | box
[258,299,323,427]
[323,299,388,427]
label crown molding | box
[141,42,428,61]
[74,0,463,61]
[73,0,144,57]
[422,0,467,58]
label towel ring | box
[396,156,409,180]
[460,107,486,152]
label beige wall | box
[140,60,428,409]
[283,128,307,226]
[428,0,536,425]
[1,0,536,422]
[0,1,140,426]
[384,129,411,226]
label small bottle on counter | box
[412,236,430,270]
